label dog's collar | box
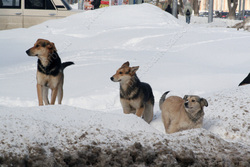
[185,109,204,123]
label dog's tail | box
[61,61,74,70]
[239,73,250,86]
[159,91,170,110]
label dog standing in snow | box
[110,61,154,123]
[159,91,208,133]
[26,39,74,106]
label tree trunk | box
[179,0,184,15]
[228,0,238,20]
[190,0,199,16]
[156,0,159,7]
[193,0,199,16]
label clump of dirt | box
[0,141,249,167]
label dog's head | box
[110,61,139,83]
[183,95,208,112]
[26,39,57,58]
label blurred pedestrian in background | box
[184,2,192,24]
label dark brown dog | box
[26,39,74,106]
[110,61,154,123]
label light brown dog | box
[26,39,74,106]
[159,91,208,133]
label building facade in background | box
[200,0,250,12]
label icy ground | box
[0,3,249,166]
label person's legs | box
[186,16,191,24]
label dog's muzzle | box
[110,76,121,82]
[26,49,38,57]
[26,49,31,55]
[184,101,189,108]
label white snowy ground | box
[0,3,249,165]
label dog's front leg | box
[122,105,132,114]
[50,88,58,105]
[120,99,132,114]
[37,84,43,106]
[43,86,49,105]
[135,106,145,117]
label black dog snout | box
[110,77,114,81]
[26,49,30,55]
[184,101,189,108]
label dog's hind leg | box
[57,76,64,105]
[43,86,49,105]
[50,88,58,105]
[57,78,64,104]
[167,123,179,134]
[162,112,170,133]
[142,102,153,123]
[57,86,63,104]
[135,106,145,118]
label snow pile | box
[0,3,249,166]
[0,105,249,166]
[204,85,250,144]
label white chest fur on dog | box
[36,71,63,89]
[120,98,142,114]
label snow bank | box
[0,103,249,166]
[204,85,250,143]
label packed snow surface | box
[0,3,249,166]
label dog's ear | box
[48,42,57,52]
[121,61,129,68]
[36,39,43,43]
[200,98,208,107]
[130,66,139,75]
[183,95,189,101]
[36,39,47,47]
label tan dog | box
[110,61,154,123]
[26,39,74,106]
[159,91,208,133]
